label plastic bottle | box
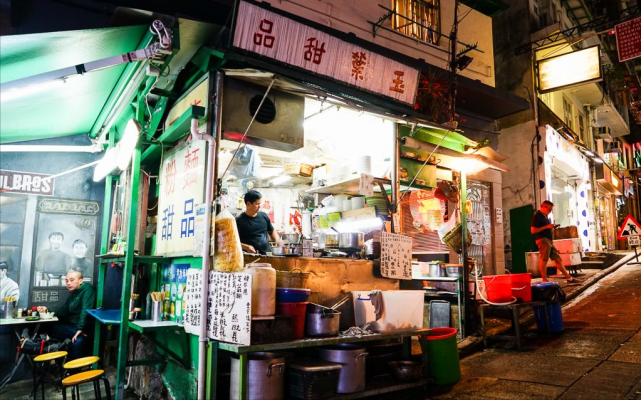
[246,263,276,316]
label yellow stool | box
[33,351,68,400]
[62,369,111,400]
[64,356,100,371]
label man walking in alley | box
[531,200,581,284]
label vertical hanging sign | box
[380,231,413,280]
[156,138,207,256]
[207,271,252,345]
[232,0,419,105]
[183,268,203,335]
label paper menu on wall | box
[207,271,252,345]
[380,231,413,280]
[183,268,204,335]
[359,173,374,196]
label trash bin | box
[531,282,566,303]
[533,302,564,333]
[426,327,460,384]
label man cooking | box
[236,190,280,255]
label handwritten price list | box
[380,231,413,280]
[184,269,252,345]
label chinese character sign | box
[156,139,207,256]
[183,268,204,335]
[207,271,252,345]
[233,1,419,105]
[380,231,413,280]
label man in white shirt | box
[0,261,20,318]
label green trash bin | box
[426,327,461,384]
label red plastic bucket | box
[482,275,512,303]
[511,273,532,302]
[277,302,308,339]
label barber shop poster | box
[155,138,207,256]
[30,197,101,308]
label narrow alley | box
[426,260,641,400]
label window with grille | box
[392,0,440,44]
[563,96,574,129]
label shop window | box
[577,113,586,143]
[401,189,450,253]
[466,182,492,274]
[562,96,574,129]
[392,0,440,44]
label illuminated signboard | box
[537,46,602,93]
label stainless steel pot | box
[271,243,302,256]
[305,309,341,336]
[428,263,445,277]
[280,233,301,243]
[338,232,364,249]
[317,344,368,393]
[230,352,285,400]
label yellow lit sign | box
[537,46,602,93]
[611,171,619,187]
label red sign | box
[616,17,641,62]
[617,215,641,239]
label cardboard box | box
[554,226,579,240]
[547,252,582,266]
[553,238,583,254]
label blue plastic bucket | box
[533,302,564,333]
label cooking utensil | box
[317,344,368,393]
[388,360,423,382]
[338,232,364,249]
[331,296,350,310]
[231,352,285,400]
[280,233,301,244]
[444,264,463,277]
[429,263,445,277]
[305,309,341,336]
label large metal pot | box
[230,352,285,400]
[280,233,301,244]
[317,344,368,393]
[305,309,341,337]
[338,232,364,250]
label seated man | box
[38,270,96,359]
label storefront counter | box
[243,254,398,329]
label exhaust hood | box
[222,77,304,152]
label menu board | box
[183,270,253,344]
[183,268,204,335]
[380,231,412,280]
[207,271,252,345]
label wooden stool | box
[33,351,68,400]
[62,369,111,400]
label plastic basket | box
[287,366,340,400]
[441,223,472,254]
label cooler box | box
[351,290,424,332]
[553,238,583,254]
[548,252,582,266]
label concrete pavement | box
[424,252,641,400]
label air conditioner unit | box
[608,141,623,154]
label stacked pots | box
[317,344,368,393]
[230,352,286,400]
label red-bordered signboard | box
[617,215,641,239]
[616,17,641,62]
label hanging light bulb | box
[116,119,142,170]
[93,147,120,182]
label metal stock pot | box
[338,232,364,250]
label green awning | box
[0,25,147,144]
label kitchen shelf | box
[217,328,430,354]
[414,276,459,282]
[330,375,431,399]
[306,176,389,195]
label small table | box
[479,301,549,351]
[0,316,59,391]
[87,309,122,325]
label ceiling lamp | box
[116,119,142,170]
[93,146,120,182]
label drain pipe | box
[191,116,215,400]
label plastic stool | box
[62,369,111,400]
[64,356,100,371]
[33,351,68,400]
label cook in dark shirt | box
[236,190,279,254]
[530,200,579,284]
